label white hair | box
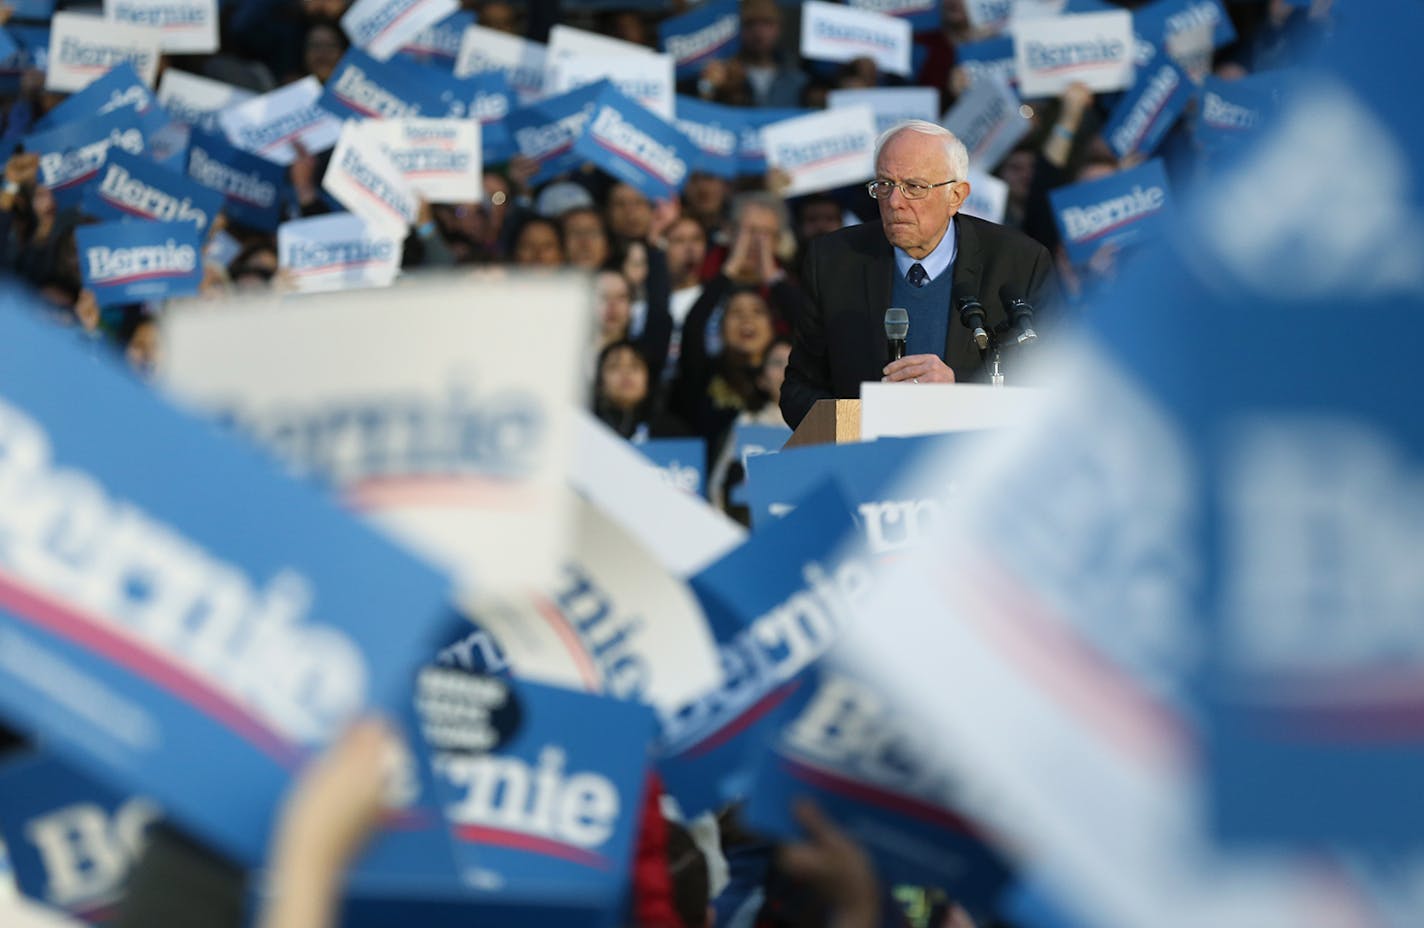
[873,120,970,182]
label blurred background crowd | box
[0,0,1335,526]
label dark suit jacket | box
[781,214,1059,428]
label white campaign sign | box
[454,25,548,103]
[860,383,1043,439]
[762,105,878,198]
[800,0,913,78]
[941,74,1032,172]
[105,0,218,54]
[1013,10,1135,97]
[548,24,661,64]
[275,212,402,293]
[157,69,254,131]
[357,119,483,203]
[572,412,745,579]
[966,0,1013,32]
[341,0,458,61]
[218,77,342,166]
[160,271,590,594]
[472,490,723,723]
[960,170,1010,224]
[46,13,161,93]
[826,86,939,137]
[546,53,676,121]
[322,122,420,235]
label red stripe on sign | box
[288,257,391,277]
[687,679,803,757]
[950,557,1191,771]
[527,592,603,692]
[343,474,536,510]
[454,824,611,869]
[374,1,427,43]
[0,568,302,768]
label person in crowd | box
[706,191,796,296]
[592,339,690,441]
[562,205,613,272]
[708,336,791,517]
[793,194,847,267]
[996,142,1038,232]
[607,181,655,246]
[732,0,807,108]
[782,121,1059,428]
[593,267,635,360]
[302,20,348,84]
[663,216,709,381]
[511,215,565,268]
[683,171,733,244]
[230,242,280,291]
[672,261,782,458]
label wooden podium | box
[783,399,861,448]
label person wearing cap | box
[780,120,1059,430]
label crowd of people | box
[0,0,1333,515]
[0,1,1339,926]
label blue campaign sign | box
[742,665,1016,917]
[1050,158,1172,266]
[82,149,225,237]
[394,10,475,68]
[673,95,742,180]
[744,435,963,558]
[0,299,456,865]
[318,47,448,120]
[727,423,791,507]
[659,0,740,79]
[736,106,811,176]
[8,0,54,18]
[659,482,865,816]
[847,0,941,34]
[381,61,516,164]
[571,84,696,202]
[24,108,147,210]
[955,36,1016,88]
[462,71,517,164]
[1132,0,1236,52]
[507,81,610,187]
[1190,2,1424,853]
[36,63,169,140]
[1194,71,1282,160]
[436,680,656,923]
[0,752,159,924]
[0,28,16,66]
[77,220,204,306]
[0,28,41,96]
[187,128,284,231]
[1102,56,1195,159]
[634,436,706,498]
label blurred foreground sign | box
[0,297,453,865]
[160,271,589,594]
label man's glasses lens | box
[868,180,930,200]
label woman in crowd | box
[591,339,690,441]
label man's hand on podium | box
[882,354,955,384]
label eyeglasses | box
[866,179,958,200]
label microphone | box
[884,307,909,361]
[957,296,989,350]
[1001,290,1039,345]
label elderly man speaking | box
[781,120,1058,429]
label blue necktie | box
[907,263,928,288]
